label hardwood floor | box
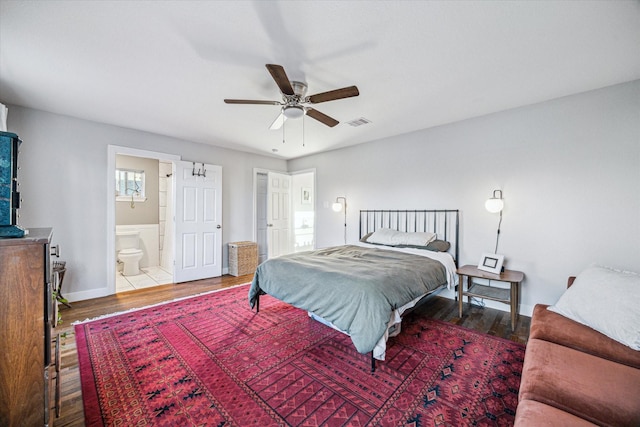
[54,274,530,426]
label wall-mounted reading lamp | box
[332,196,347,245]
[485,189,504,253]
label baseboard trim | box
[439,288,534,318]
[66,287,111,303]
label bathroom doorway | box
[107,146,180,294]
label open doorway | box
[254,168,315,264]
[107,146,180,295]
[114,155,174,292]
[291,170,316,253]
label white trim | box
[107,145,180,296]
[437,288,535,318]
[116,196,147,203]
[289,167,317,176]
[252,167,274,243]
[66,286,111,303]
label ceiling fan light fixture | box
[283,105,305,119]
[225,64,359,129]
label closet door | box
[174,161,222,282]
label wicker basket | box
[228,241,258,277]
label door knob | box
[216,225,221,229]
[267,224,273,227]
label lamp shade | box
[332,202,343,212]
[485,197,504,213]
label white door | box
[267,172,291,258]
[174,161,222,282]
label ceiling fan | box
[224,64,359,129]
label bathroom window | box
[115,169,146,202]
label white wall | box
[7,105,286,300]
[288,80,640,316]
[6,81,639,309]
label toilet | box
[116,230,144,276]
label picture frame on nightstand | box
[477,252,505,274]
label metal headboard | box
[359,209,460,264]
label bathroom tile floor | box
[116,266,173,293]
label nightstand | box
[457,264,525,330]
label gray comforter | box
[248,245,447,354]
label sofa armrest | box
[530,304,640,369]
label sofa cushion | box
[519,338,640,427]
[530,304,640,369]
[515,399,598,426]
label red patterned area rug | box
[76,284,525,426]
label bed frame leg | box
[371,353,376,373]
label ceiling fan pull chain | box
[302,113,305,147]
[282,116,285,144]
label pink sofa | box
[515,278,640,426]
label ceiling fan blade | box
[266,64,294,96]
[224,99,281,105]
[269,111,286,130]
[306,108,339,127]
[307,86,359,104]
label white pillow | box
[402,231,437,246]
[365,228,398,245]
[548,266,640,350]
[366,228,436,246]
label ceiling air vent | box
[346,117,371,127]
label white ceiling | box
[1,1,639,160]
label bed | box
[248,209,459,370]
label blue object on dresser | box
[0,131,25,238]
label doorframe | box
[289,168,317,252]
[107,145,180,295]
[252,168,270,264]
[252,167,274,246]
[252,167,316,259]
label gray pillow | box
[392,240,451,252]
[360,232,374,243]
[425,240,451,252]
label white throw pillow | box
[366,228,399,245]
[366,228,436,246]
[548,266,640,350]
[401,231,437,246]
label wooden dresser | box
[0,228,58,426]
